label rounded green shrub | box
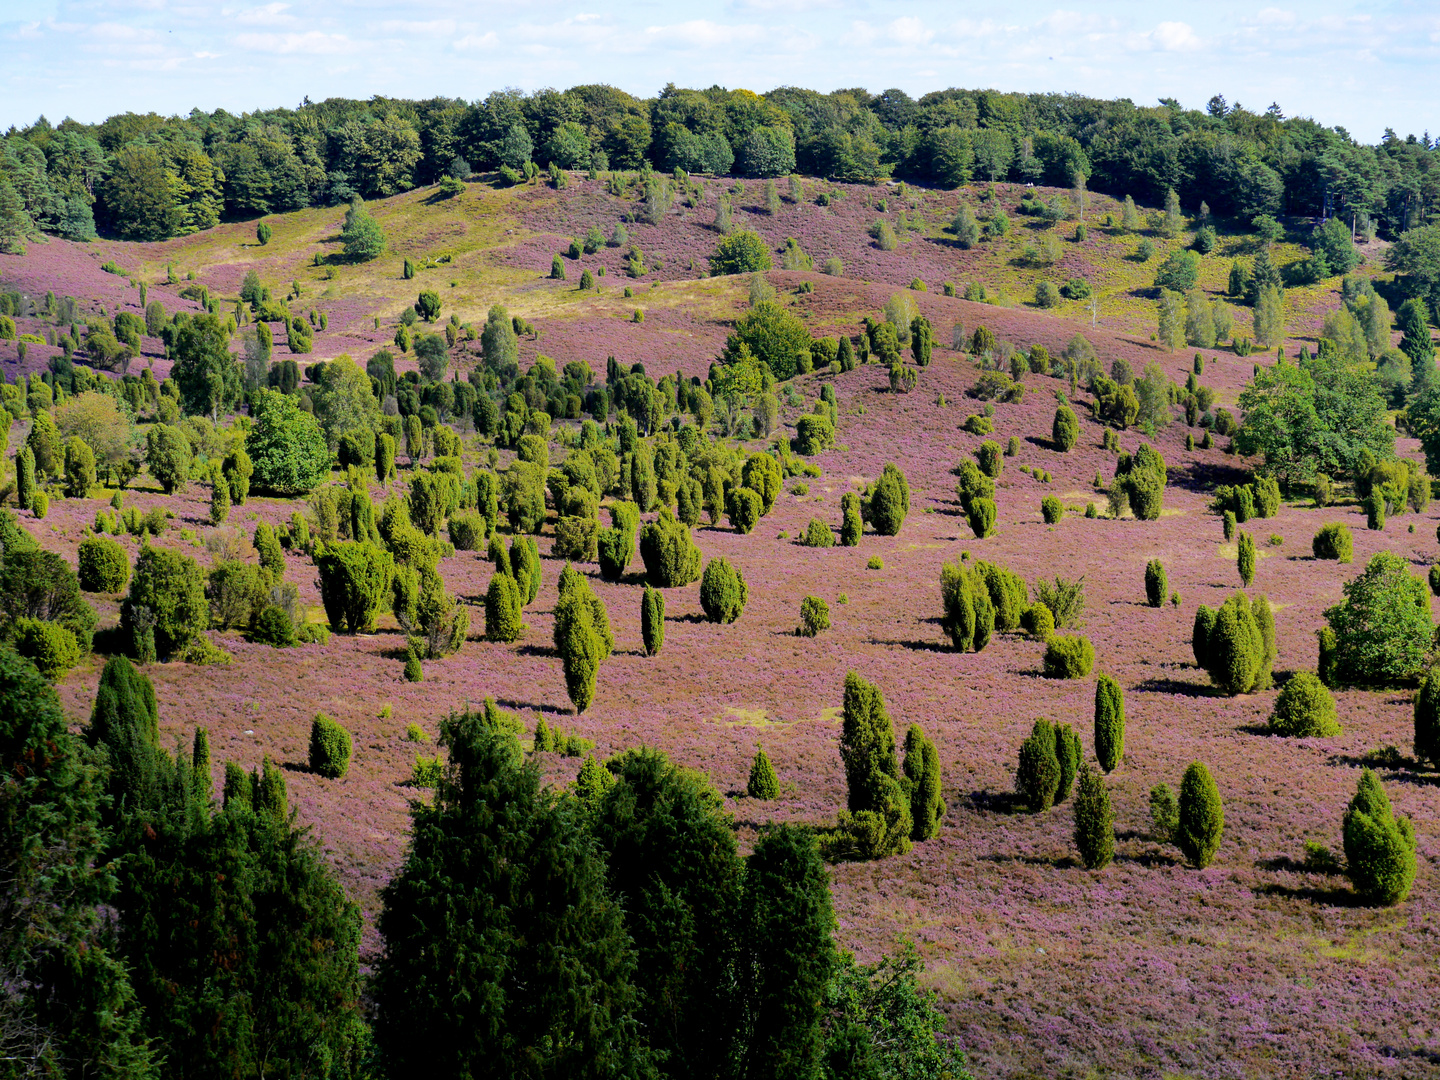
[867,555,884,570]
[403,654,423,681]
[640,511,702,586]
[1041,496,1063,524]
[1176,761,1224,868]
[1144,559,1167,608]
[976,440,1003,479]
[966,497,996,539]
[1343,768,1416,905]
[699,557,747,624]
[640,585,664,657]
[1073,765,1114,870]
[13,618,81,681]
[1020,602,1054,641]
[448,511,486,551]
[866,463,910,536]
[801,517,834,547]
[1325,552,1432,686]
[747,746,780,799]
[1043,634,1094,679]
[77,536,129,593]
[252,604,297,647]
[1268,671,1340,737]
[484,572,524,642]
[1016,720,1061,813]
[798,595,830,637]
[308,713,352,779]
[1094,674,1125,772]
[255,522,285,580]
[727,486,763,534]
[30,491,48,520]
[1312,523,1352,563]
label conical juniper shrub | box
[640,510,702,587]
[1040,495,1063,524]
[1268,671,1340,737]
[1094,674,1125,772]
[700,557,748,624]
[1073,765,1115,870]
[1237,531,1256,586]
[1415,669,1440,767]
[1192,604,1217,668]
[1202,593,1265,695]
[1053,723,1081,803]
[1222,509,1236,540]
[484,572,524,642]
[1043,634,1094,679]
[1144,559,1167,608]
[1020,601,1054,641]
[966,497,996,539]
[1176,761,1224,868]
[640,585,664,656]
[1324,551,1433,686]
[839,492,862,546]
[1052,405,1079,451]
[1342,768,1417,906]
[833,672,912,859]
[748,746,780,799]
[1016,720,1061,813]
[797,595,830,637]
[864,463,910,536]
[902,724,944,841]
[308,713,352,778]
[939,557,994,653]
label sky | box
[2,0,1437,142]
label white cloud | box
[235,3,296,27]
[233,30,352,54]
[642,20,765,48]
[453,30,498,50]
[1130,20,1202,52]
[886,16,932,46]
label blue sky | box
[3,0,1437,141]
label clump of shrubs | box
[1192,593,1274,695]
[77,536,130,593]
[1015,719,1081,812]
[1019,602,1054,641]
[940,557,994,653]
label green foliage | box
[1052,404,1079,451]
[63,435,96,497]
[801,517,834,548]
[794,414,835,456]
[1268,671,1340,737]
[1416,669,1440,768]
[308,713,352,778]
[1324,552,1433,686]
[710,228,772,276]
[1094,674,1125,773]
[748,746,780,799]
[798,595,830,637]
[1073,765,1115,870]
[700,557,748,624]
[1237,530,1256,586]
[1040,495,1063,524]
[864,463,910,537]
[727,486,763,534]
[246,389,330,495]
[251,604,296,647]
[374,708,642,1077]
[314,541,394,634]
[77,535,129,592]
[939,557,994,653]
[13,617,81,679]
[1149,783,1179,841]
[1176,761,1224,868]
[144,423,191,494]
[835,672,912,859]
[1145,559,1167,608]
[1312,522,1352,563]
[122,545,207,657]
[341,197,385,261]
[640,584,664,656]
[1016,719,1061,813]
[902,724,944,841]
[1021,601,1055,640]
[640,510,702,587]
[205,559,268,630]
[553,568,611,712]
[1043,634,1094,679]
[840,491,862,546]
[966,497,996,539]
[484,570,525,642]
[1343,769,1416,905]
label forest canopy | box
[2,84,1438,245]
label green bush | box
[1043,634,1094,679]
[1222,509,1236,540]
[1020,602,1054,641]
[1365,491,1385,531]
[794,414,834,456]
[1016,720,1060,813]
[484,571,524,642]
[640,585,664,656]
[1343,769,1416,905]
[640,510,701,587]
[939,557,994,653]
[251,604,297,648]
[747,746,780,799]
[206,560,269,630]
[1040,496,1063,525]
[840,491,862,546]
[553,571,610,713]
[122,545,208,657]
[1198,593,1270,695]
[974,560,1027,632]
[1268,671,1340,737]
[315,542,394,634]
[1094,674,1125,772]
[865,464,910,536]
[976,440,1003,479]
[308,713,352,779]
[1149,783,1179,840]
[1237,531,1256,586]
[12,617,81,680]
[448,511,485,551]
[834,671,912,859]
[1052,405,1079,451]
[1312,523,1352,563]
[1144,559,1167,608]
[801,517,834,547]
[867,556,883,570]
[77,536,129,593]
[1324,552,1433,686]
[1176,761,1224,868]
[798,595,830,637]
[966,497,996,539]
[30,492,48,520]
[1073,765,1114,870]
[1431,566,1440,598]
[699,557,747,624]
[254,523,285,580]
[727,486,763,534]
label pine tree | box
[1094,674,1125,773]
[1073,764,1115,870]
[1176,761,1224,868]
[374,709,645,1076]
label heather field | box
[1,176,1438,1079]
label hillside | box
[0,175,1437,1079]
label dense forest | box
[2,83,1439,247]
